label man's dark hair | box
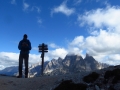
[23,34,27,39]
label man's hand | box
[22,42,28,47]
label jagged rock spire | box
[86,53,90,57]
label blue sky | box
[0,0,120,70]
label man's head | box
[23,34,27,39]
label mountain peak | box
[84,53,95,61]
[58,57,63,60]
[86,53,90,57]
[66,53,80,56]
[64,54,81,61]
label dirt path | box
[0,75,62,90]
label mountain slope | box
[0,66,18,76]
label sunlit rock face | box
[43,58,63,75]
[29,61,49,77]
[84,54,100,71]
[63,55,85,72]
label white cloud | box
[38,19,42,24]
[0,65,5,70]
[68,47,83,55]
[94,54,120,65]
[23,1,30,11]
[78,6,120,33]
[85,30,120,56]
[49,43,59,48]
[75,6,120,65]
[0,52,19,61]
[74,0,82,5]
[0,52,19,70]
[29,54,40,63]
[0,48,68,70]
[32,47,38,51]
[22,1,41,14]
[11,0,16,5]
[67,30,120,65]
[51,1,75,16]
[70,36,84,46]
[37,17,42,25]
[0,52,41,70]
[31,6,40,13]
[109,54,120,61]
[48,48,68,59]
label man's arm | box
[18,41,22,50]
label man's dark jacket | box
[18,39,31,54]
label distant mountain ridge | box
[0,66,18,76]
[43,54,109,76]
[0,54,109,77]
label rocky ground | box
[54,65,120,90]
[0,65,120,90]
[0,75,64,90]
[0,71,89,90]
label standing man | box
[17,34,31,78]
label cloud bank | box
[77,6,120,65]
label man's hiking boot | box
[17,75,22,78]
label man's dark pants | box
[19,54,29,77]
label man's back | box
[18,36,31,54]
